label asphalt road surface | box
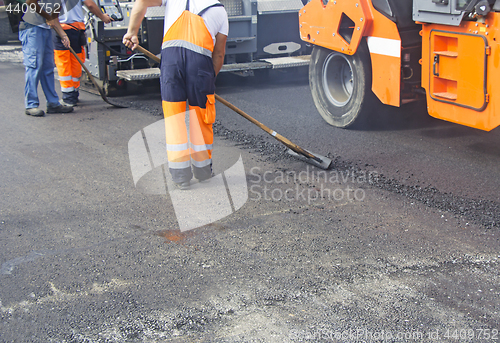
[1,48,499,342]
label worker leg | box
[38,28,60,107]
[189,94,215,181]
[53,28,85,105]
[19,24,41,109]
[20,24,59,108]
[54,49,75,103]
[160,47,192,183]
[70,50,85,104]
[163,101,192,183]
[184,51,216,181]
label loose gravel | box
[114,88,500,231]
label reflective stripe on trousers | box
[161,10,216,183]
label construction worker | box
[53,0,112,106]
[123,0,228,189]
[19,0,74,116]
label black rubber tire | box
[309,42,375,128]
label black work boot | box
[62,91,78,107]
[47,103,74,114]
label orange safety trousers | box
[54,49,84,93]
[54,23,86,94]
[161,8,217,183]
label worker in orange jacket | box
[123,0,228,189]
[53,0,112,106]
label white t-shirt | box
[160,0,229,45]
[58,0,85,24]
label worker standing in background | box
[53,0,112,106]
[20,0,74,116]
[123,0,228,190]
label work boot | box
[194,164,213,183]
[46,103,74,114]
[60,100,77,107]
[25,108,45,117]
[174,181,190,190]
[62,91,78,107]
[197,173,215,183]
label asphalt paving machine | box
[299,0,500,131]
[83,0,311,94]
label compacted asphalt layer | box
[0,45,499,342]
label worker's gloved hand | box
[122,32,139,50]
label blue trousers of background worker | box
[19,23,60,109]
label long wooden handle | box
[68,46,102,95]
[213,95,319,161]
[136,45,160,63]
[53,28,127,107]
[134,45,320,161]
[52,29,103,96]
[68,44,127,108]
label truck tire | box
[0,18,11,44]
[309,43,375,128]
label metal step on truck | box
[300,0,500,131]
[83,0,312,94]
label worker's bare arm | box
[123,0,162,50]
[26,0,59,21]
[84,0,112,24]
[25,0,70,48]
[213,32,227,76]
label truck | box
[0,0,22,44]
[83,0,312,93]
[299,0,500,131]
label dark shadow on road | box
[347,99,500,145]
[418,125,484,139]
[465,126,500,158]
[417,116,500,145]
[352,100,447,132]
[468,141,500,158]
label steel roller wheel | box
[309,42,375,128]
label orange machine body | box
[299,0,402,107]
[421,14,500,131]
[300,0,500,131]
